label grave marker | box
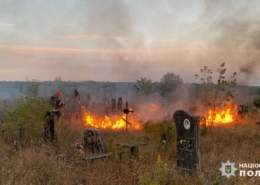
[111,99,116,113]
[83,128,108,154]
[173,110,200,172]
[117,97,123,111]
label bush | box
[195,63,237,126]
[138,155,169,185]
[253,97,260,110]
[142,121,175,143]
[3,98,51,142]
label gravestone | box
[83,128,108,154]
[244,106,249,114]
[238,105,249,119]
[117,97,123,111]
[111,99,116,113]
[200,117,207,128]
[173,110,200,172]
[238,105,244,115]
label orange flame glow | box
[205,103,237,126]
[82,107,141,130]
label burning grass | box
[83,110,141,130]
[81,103,166,131]
[1,114,260,185]
[204,103,242,126]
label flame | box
[82,107,141,130]
[207,109,233,125]
[205,103,237,126]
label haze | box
[0,0,260,85]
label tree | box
[25,78,39,98]
[195,63,237,125]
[253,87,260,110]
[133,77,156,96]
[4,97,51,141]
[253,97,260,110]
[159,72,183,96]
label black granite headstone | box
[173,110,200,171]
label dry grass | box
[1,116,260,185]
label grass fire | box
[1,0,260,183]
[0,60,260,185]
[83,109,141,130]
[204,103,237,126]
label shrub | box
[3,98,51,142]
[138,155,169,185]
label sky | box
[0,0,260,86]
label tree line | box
[133,72,183,97]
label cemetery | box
[1,90,260,185]
[1,0,260,183]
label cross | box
[121,101,134,132]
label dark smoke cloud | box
[69,0,147,81]
[239,61,260,85]
[192,0,260,85]
[197,0,260,53]
[239,61,255,75]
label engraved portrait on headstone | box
[173,110,200,171]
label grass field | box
[1,113,260,185]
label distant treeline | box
[0,81,135,100]
[0,81,259,101]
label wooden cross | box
[121,101,134,132]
